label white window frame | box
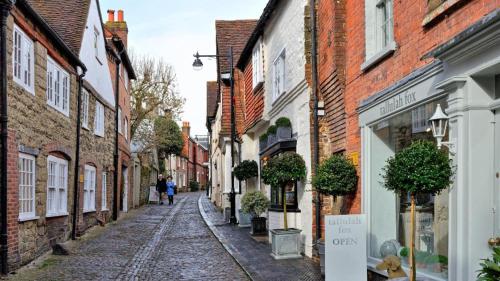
[93,26,101,61]
[101,172,107,210]
[47,56,70,116]
[252,39,264,89]
[46,156,68,217]
[83,165,96,212]
[272,49,286,101]
[82,89,90,129]
[19,153,36,221]
[94,101,105,137]
[13,25,35,94]
[362,0,396,70]
[118,107,122,134]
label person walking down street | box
[156,174,167,205]
[166,176,176,205]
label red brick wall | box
[7,131,20,267]
[344,0,500,215]
[241,59,264,132]
[220,69,246,137]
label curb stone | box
[197,195,255,281]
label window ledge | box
[19,216,39,222]
[46,212,69,218]
[422,0,466,27]
[83,209,96,214]
[101,208,109,211]
[361,41,397,72]
[82,125,90,131]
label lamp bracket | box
[438,138,456,155]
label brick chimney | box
[182,122,191,137]
[105,8,128,47]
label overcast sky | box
[100,0,268,137]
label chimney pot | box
[107,9,115,22]
[118,10,124,22]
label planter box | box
[277,126,292,140]
[270,228,302,259]
[267,134,277,146]
[259,139,267,151]
[250,217,267,235]
[238,209,252,227]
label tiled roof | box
[215,20,258,74]
[206,81,218,119]
[26,0,91,54]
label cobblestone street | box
[6,192,248,281]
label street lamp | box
[192,48,238,225]
[429,104,456,154]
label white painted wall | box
[257,0,313,257]
[79,0,114,106]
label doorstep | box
[198,195,323,281]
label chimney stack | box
[182,121,191,137]
[107,9,115,22]
[104,8,128,47]
[117,10,124,22]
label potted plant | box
[312,154,358,275]
[424,254,448,273]
[275,117,292,140]
[234,160,259,227]
[477,246,500,281]
[241,191,270,235]
[267,125,277,146]
[382,140,453,281]
[259,133,268,151]
[262,152,307,259]
[189,180,200,192]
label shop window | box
[270,181,298,211]
[369,98,449,279]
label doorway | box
[122,167,128,212]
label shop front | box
[358,11,500,280]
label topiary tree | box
[241,191,270,218]
[275,117,291,128]
[312,154,358,200]
[234,160,258,181]
[261,152,306,230]
[382,140,453,281]
[267,125,277,135]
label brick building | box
[180,122,208,190]
[207,20,257,209]
[339,1,500,280]
[0,0,86,270]
[105,9,136,213]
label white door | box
[123,167,128,212]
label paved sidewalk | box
[199,195,323,281]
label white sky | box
[100,0,268,136]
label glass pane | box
[370,98,449,279]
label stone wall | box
[5,8,80,268]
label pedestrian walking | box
[166,176,176,205]
[156,174,167,205]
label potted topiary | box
[275,117,292,140]
[477,247,500,281]
[241,191,270,235]
[382,140,453,281]
[262,152,307,259]
[189,180,200,192]
[267,125,277,146]
[234,160,259,227]
[259,133,268,151]
[312,154,358,275]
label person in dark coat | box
[156,174,167,205]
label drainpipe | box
[310,0,321,247]
[112,50,122,221]
[71,69,87,240]
[0,1,13,274]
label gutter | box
[71,69,87,240]
[0,0,13,275]
[310,0,321,247]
